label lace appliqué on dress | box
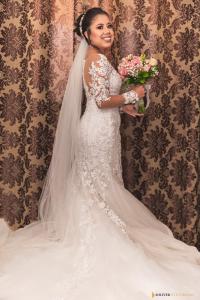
[76,158,127,236]
[123,90,139,104]
[86,54,112,107]
[79,54,127,236]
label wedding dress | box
[0,40,200,300]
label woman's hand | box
[120,104,144,117]
[132,85,145,98]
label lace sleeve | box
[83,54,111,108]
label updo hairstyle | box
[74,7,110,44]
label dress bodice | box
[82,54,122,113]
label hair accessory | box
[79,13,86,37]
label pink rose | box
[143,64,151,72]
[132,57,141,65]
[118,66,128,77]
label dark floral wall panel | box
[0,0,75,228]
[0,0,200,249]
[118,0,200,248]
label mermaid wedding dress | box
[0,42,200,300]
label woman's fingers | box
[121,104,144,117]
[132,85,145,98]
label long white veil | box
[39,38,88,241]
[0,38,88,245]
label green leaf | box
[138,100,145,113]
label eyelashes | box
[96,24,113,30]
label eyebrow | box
[96,22,112,26]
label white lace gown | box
[0,54,200,300]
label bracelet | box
[122,90,139,105]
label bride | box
[0,7,200,300]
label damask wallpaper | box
[0,0,200,249]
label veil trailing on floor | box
[0,38,88,244]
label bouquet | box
[118,54,159,113]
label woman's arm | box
[84,53,145,109]
[96,86,145,109]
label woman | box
[0,7,200,300]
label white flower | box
[149,58,157,66]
